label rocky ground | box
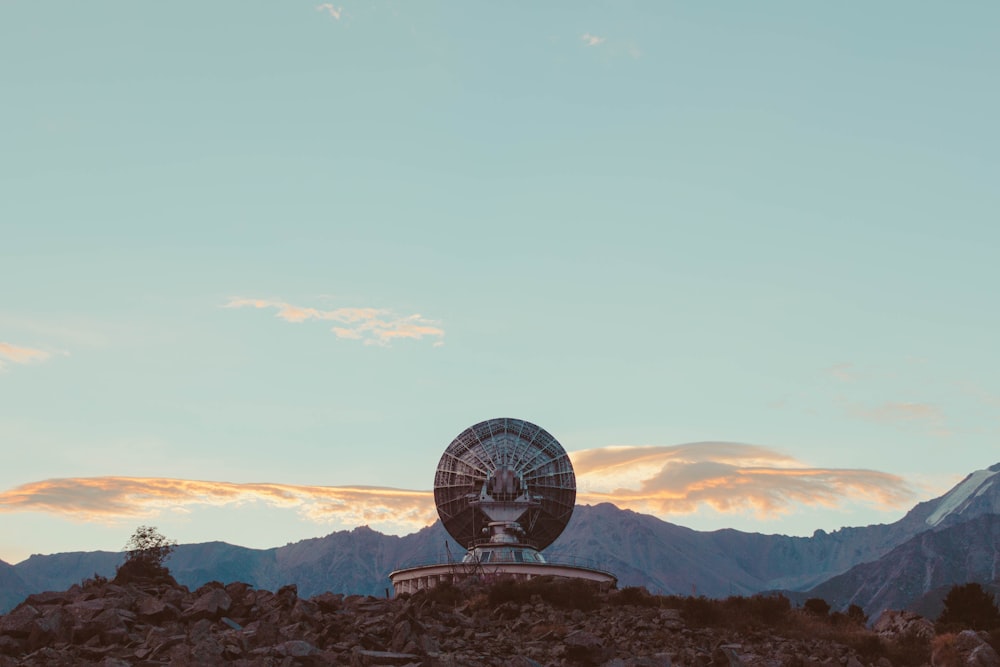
[1,573,998,666]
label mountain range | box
[2,462,998,617]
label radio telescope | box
[434,417,575,561]
[389,418,617,595]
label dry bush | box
[418,580,465,607]
[469,580,925,664]
[675,595,926,664]
[989,628,1000,655]
[485,576,601,611]
[80,573,108,589]
[804,597,831,616]
[727,594,792,627]
[840,625,930,665]
[931,634,960,667]
[113,558,177,585]
[610,586,659,607]
[679,594,791,631]
[679,596,722,627]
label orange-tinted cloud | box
[0,342,52,369]
[224,297,444,346]
[0,477,437,534]
[572,442,914,518]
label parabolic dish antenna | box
[433,417,576,551]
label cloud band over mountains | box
[0,443,915,533]
[572,442,914,517]
[0,477,438,535]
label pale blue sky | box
[1,1,998,564]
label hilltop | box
[5,571,997,666]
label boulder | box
[26,606,74,651]
[277,584,298,609]
[565,630,609,665]
[137,596,178,622]
[872,609,935,640]
[932,630,1000,667]
[182,588,232,621]
[0,606,39,638]
[351,648,421,666]
[276,639,319,657]
[602,658,672,667]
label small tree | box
[938,583,1000,631]
[115,525,177,583]
[124,525,176,566]
[846,603,868,625]
[804,597,831,616]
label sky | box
[1,1,998,565]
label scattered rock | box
[873,609,935,639]
[182,587,232,621]
[0,577,952,666]
[932,630,1000,667]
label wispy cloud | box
[579,33,640,59]
[0,443,915,533]
[828,362,857,382]
[0,342,53,370]
[844,400,949,436]
[573,442,915,518]
[316,3,343,20]
[0,477,436,535]
[849,401,944,424]
[224,297,444,346]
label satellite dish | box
[433,417,576,551]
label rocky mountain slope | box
[3,463,999,617]
[804,513,1000,616]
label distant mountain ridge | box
[0,561,30,615]
[3,462,999,616]
[803,512,1000,615]
[922,463,1000,528]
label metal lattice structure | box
[433,418,576,551]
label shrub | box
[937,583,1000,632]
[81,572,108,589]
[677,594,794,631]
[846,604,867,625]
[485,576,600,611]
[884,628,931,665]
[422,580,465,607]
[988,628,1000,655]
[839,626,930,665]
[804,597,831,616]
[740,594,791,625]
[611,586,659,607]
[681,596,721,627]
[845,633,884,662]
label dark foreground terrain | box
[1,572,999,667]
